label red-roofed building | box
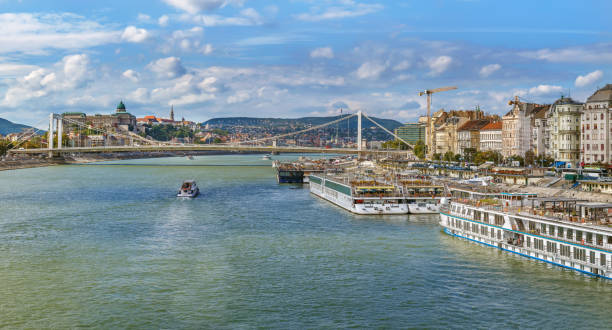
[480,121,502,152]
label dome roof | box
[117,100,126,110]
[587,84,612,103]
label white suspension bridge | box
[8,111,416,158]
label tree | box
[453,153,462,162]
[0,139,10,157]
[443,151,455,162]
[464,148,477,163]
[381,140,408,150]
[507,155,524,167]
[433,153,442,162]
[534,154,554,167]
[524,150,535,166]
[413,140,426,159]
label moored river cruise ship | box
[440,186,612,279]
[309,174,408,214]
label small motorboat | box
[262,154,272,160]
[177,180,199,197]
[186,155,195,160]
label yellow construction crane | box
[418,86,457,156]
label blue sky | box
[0,0,611,126]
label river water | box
[1,154,611,328]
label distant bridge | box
[8,111,415,158]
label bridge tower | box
[48,113,54,157]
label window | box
[557,227,564,238]
[567,229,573,240]
[576,231,583,242]
[560,245,571,257]
[590,251,596,264]
[596,234,603,246]
[574,247,586,261]
[602,113,605,120]
[586,232,593,244]
[602,253,607,267]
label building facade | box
[62,101,136,134]
[548,96,582,165]
[581,84,612,164]
[479,121,502,152]
[456,120,490,156]
[502,97,548,158]
[394,123,425,144]
[531,106,549,156]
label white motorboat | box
[177,180,199,197]
[262,154,272,160]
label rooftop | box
[480,121,502,130]
[587,84,612,103]
[457,119,490,131]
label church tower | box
[170,105,175,121]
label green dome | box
[117,100,126,111]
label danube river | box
[1,154,611,328]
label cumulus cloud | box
[528,84,563,96]
[2,53,91,107]
[158,15,169,26]
[479,63,501,77]
[399,101,420,110]
[296,2,383,21]
[121,26,149,43]
[147,57,187,79]
[356,61,387,80]
[427,55,452,76]
[575,70,603,87]
[122,69,140,82]
[310,47,334,59]
[137,13,151,22]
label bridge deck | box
[9,145,409,155]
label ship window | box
[526,237,531,247]
[557,227,564,237]
[586,232,593,244]
[608,236,612,244]
[590,251,596,264]
[601,254,607,266]
[541,223,547,233]
[596,234,603,245]
[497,230,501,240]
[567,229,573,240]
[560,245,571,257]
[576,231,583,242]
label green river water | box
[1,154,611,328]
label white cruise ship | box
[309,175,408,214]
[400,178,448,214]
[439,186,612,280]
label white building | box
[548,96,582,166]
[581,84,612,164]
[479,121,502,152]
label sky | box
[0,0,611,127]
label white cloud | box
[392,60,410,71]
[137,13,151,22]
[227,91,251,104]
[2,53,91,107]
[575,70,603,87]
[158,15,169,26]
[310,47,334,59]
[147,57,187,79]
[528,84,563,96]
[479,63,501,77]
[356,61,387,79]
[427,55,452,76]
[121,26,149,43]
[0,63,39,77]
[0,13,121,54]
[162,0,240,14]
[189,8,263,26]
[520,45,612,63]
[122,69,140,82]
[296,2,383,21]
[170,93,216,105]
[129,87,150,103]
[202,43,213,55]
